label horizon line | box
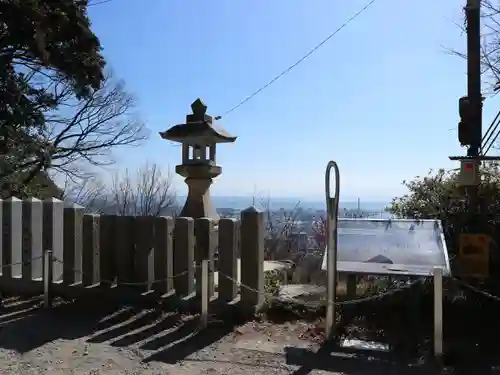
[178,195,391,202]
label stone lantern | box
[159,98,237,221]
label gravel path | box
[0,296,437,375]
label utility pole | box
[452,0,500,280]
[465,0,482,218]
[466,0,482,158]
[455,0,482,163]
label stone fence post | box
[218,218,239,303]
[173,217,195,296]
[240,206,265,313]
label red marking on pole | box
[464,162,474,172]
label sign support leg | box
[433,266,444,361]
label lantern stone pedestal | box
[176,164,221,221]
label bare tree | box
[62,162,177,216]
[255,194,301,260]
[45,73,148,175]
[448,1,500,93]
[61,175,108,214]
[1,72,149,196]
[480,1,500,92]
[108,162,177,216]
[311,215,327,251]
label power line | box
[481,109,500,154]
[88,0,113,7]
[214,0,379,121]
[482,109,500,156]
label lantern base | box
[179,177,219,221]
[176,164,222,221]
[176,164,221,179]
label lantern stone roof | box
[159,98,237,143]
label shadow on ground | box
[3,281,500,373]
[285,342,441,375]
[267,280,500,374]
[0,296,242,364]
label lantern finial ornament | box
[191,98,207,116]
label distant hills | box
[177,196,389,211]
[67,194,389,214]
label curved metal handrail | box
[325,160,340,339]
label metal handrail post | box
[325,160,340,339]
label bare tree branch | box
[62,162,178,216]
[252,193,301,260]
[444,1,500,94]
[108,162,177,217]
[311,215,327,251]
[45,73,149,173]
[0,71,149,197]
[61,175,108,213]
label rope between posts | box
[218,271,500,308]
[0,255,44,268]
[218,271,428,308]
[450,276,500,302]
[7,255,500,307]
[52,256,199,286]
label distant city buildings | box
[216,204,391,258]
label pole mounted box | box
[457,159,480,187]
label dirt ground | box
[0,296,445,375]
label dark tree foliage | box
[0,0,104,96]
[388,164,500,272]
[0,170,63,199]
[0,0,106,198]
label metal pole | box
[43,250,53,309]
[200,259,209,329]
[325,161,340,339]
[466,0,482,217]
[433,267,444,360]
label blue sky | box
[87,0,497,201]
